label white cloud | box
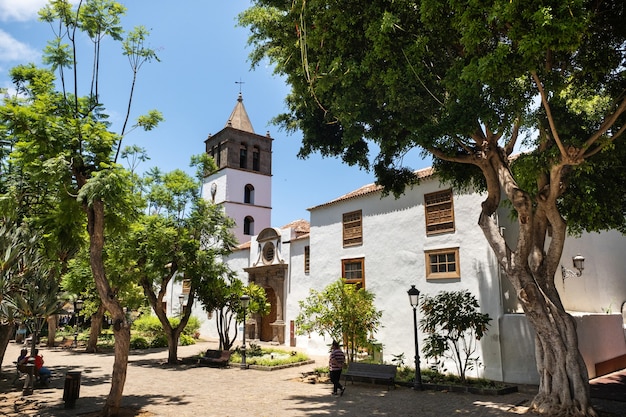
[0,29,38,61]
[0,0,49,22]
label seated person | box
[16,348,29,372]
[33,349,52,384]
[17,348,28,363]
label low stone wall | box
[500,313,626,384]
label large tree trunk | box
[166,327,183,363]
[0,323,14,374]
[140,273,191,364]
[87,200,130,417]
[476,147,596,417]
[520,281,594,416]
[86,304,106,353]
[46,316,57,347]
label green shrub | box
[169,316,201,337]
[179,333,195,346]
[132,315,164,337]
[131,314,202,349]
[230,347,310,366]
[130,335,150,350]
[420,290,491,382]
[150,334,168,348]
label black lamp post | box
[73,299,84,348]
[240,294,250,370]
[407,285,423,390]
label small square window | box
[425,248,460,279]
[342,258,365,288]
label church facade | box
[171,95,626,385]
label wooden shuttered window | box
[424,189,455,235]
[304,245,310,274]
[343,210,363,247]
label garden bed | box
[248,359,315,371]
[394,367,518,395]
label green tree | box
[0,223,34,367]
[0,2,161,414]
[296,279,382,362]
[0,223,62,370]
[196,277,269,351]
[62,242,145,353]
[419,291,491,382]
[241,2,626,415]
[125,155,238,363]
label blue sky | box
[0,1,430,227]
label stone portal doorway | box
[260,287,277,342]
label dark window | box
[240,145,248,169]
[304,246,310,274]
[244,184,255,204]
[253,147,260,171]
[244,216,254,235]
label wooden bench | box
[198,349,231,367]
[343,362,397,390]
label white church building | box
[169,95,626,385]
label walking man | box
[329,340,346,396]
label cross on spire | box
[235,78,245,94]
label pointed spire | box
[225,93,254,133]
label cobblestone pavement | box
[0,340,623,417]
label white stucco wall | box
[293,179,506,380]
[558,231,626,314]
[202,167,272,244]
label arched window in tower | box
[252,146,260,171]
[244,184,255,204]
[244,216,254,236]
[240,144,248,169]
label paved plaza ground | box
[0,340,624,417]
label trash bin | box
[63,371,81,408]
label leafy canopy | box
[240,0,626,233]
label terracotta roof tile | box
[280,219,310,236]
[309,166,434,210]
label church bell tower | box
[201,93,272,244]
